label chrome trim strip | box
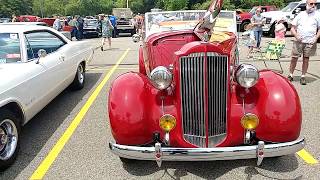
[109,138,305,161]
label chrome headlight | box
[150,66,173,90]
[235,64,259,88]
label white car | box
[261,0,320,37]
[0,24,94,169]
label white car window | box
[24,31,66,60]
[0,33,22,63]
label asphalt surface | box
[0,33,319,179]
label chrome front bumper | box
[109,138,305,167]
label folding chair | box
[252,40,285,74]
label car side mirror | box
[36,49,47,64]
[294,8,301,14]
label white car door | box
[22,30,69,119]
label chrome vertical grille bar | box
[207,54,228,147]
[180,52,227,148]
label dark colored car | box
[0,18,10,23]
[83,18,101,38]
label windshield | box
[145,10,206,37]
[0,33,21,63]
[282,2,299,12]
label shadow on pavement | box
[290,76,318,84]
[0,72,102,180]
[122,154,300,179]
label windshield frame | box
[144,10,206,38]
[282,2,300,12]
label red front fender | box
[230,70,302,143]
[254,70,302,142]
[108,72,169,145]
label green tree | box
[129,0,144,14]
[0,0,32,17]
[191,1,210,10]
[164,0,188,10]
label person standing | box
[69,16,79,40]
[109,14,117,38]
[242,23,255,58]
[53,15,62,31]
[274,17,286,43]
[251,8,264,49]
[288,0,320,85]
[11,14,18,22]
[100,15,114,51]
[77,16,84,40]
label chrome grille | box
[180,52,228,147]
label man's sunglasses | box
[309,2,316,5]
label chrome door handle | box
[59,56,65,61]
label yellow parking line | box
[30,48,130,180]
[297,149,319,164]
[88,67,137,71]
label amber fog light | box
[150,66,173,90]
[241,113,259,130]
[159,114,176,132]
[235,64,259,88]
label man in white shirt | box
[53,15,62,31]
[288,0,320,85]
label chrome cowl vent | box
[180,52,228,147]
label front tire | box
[70,62,85,90]
[0,109,21,170]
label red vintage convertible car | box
[108,0,305,167]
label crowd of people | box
[243,0,320,85]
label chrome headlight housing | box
[235,64,259,88]
[150,66,173,90]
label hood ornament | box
[194,0,224,41]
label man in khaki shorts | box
[288,0,320,85]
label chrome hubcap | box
[0,119,18,160]
[77,65,84,84]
